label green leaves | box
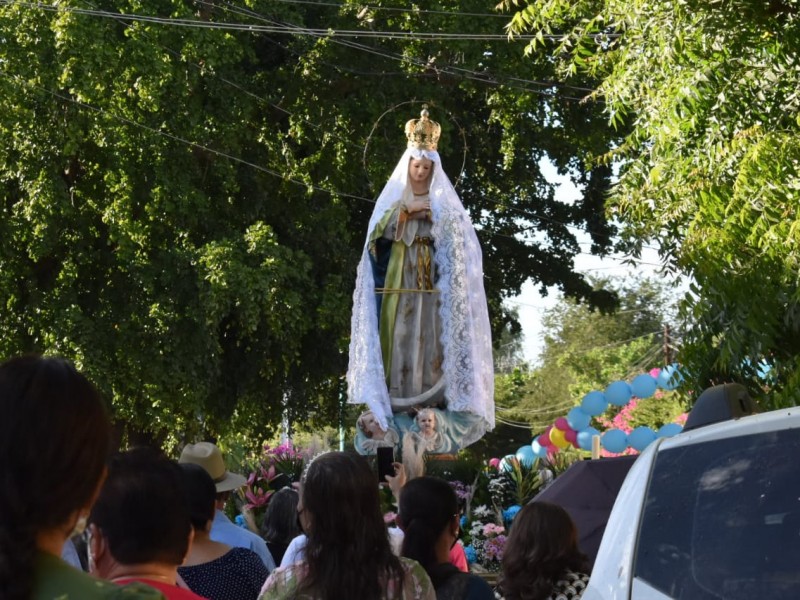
[504,0,800,406]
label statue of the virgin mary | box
[348,107,494,452]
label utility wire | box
[2,1,536,38]
[266,0,511,19]
[1,68,668,274]
[207,0,596,98]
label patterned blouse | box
[259,557,436,600]
[494,569,590,600]
[178,547,268,600]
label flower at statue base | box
[502,505,521,525]
[462,505,507,573]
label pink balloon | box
[565,429,578,444]
[488,458,500,469]
[554,417,569,431]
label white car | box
[584,389,800,600]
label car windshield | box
[635,427,800,599]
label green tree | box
[0,0,623,446]
[502,0,800,408]
[498,277,681,431]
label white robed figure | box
[348,108,494,453]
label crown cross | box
[405,105,441,151]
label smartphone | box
[377,446,395,482]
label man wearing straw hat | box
[179,441,276,572]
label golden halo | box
[362,100,468,192]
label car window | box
[634,427,800,599]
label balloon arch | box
[508,364,685,468]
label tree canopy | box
[0,0,621,445]
[496,276,682,432]
[503,0,800,407]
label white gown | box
[347,147,495,449]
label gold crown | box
[405,106,441,151]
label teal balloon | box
[567,407,591,431]
[500,454,517,472]
[515,445,536,468]
[657,363,684,391]
[577,426,600,451]
[605,381,633,407]
[530,440,548,459]
[657,422,683,438]
[630,374,657,399]
[581,391,608,416]
[601,429,628,453]
[627,426,657,451]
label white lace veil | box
[347,147,495,447]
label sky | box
[507,162,679,364]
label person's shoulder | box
[464,573,495,599]
[397,557,435,599]
[258,562,305,600]
[550,569,590,599]
[227,546,266,566]
[34,553,165,600]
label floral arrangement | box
[463,504,507,572]
[239,442,307,531]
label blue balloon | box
[500,454,517,472]
[577,426,600,451]
[605,381,633,407]
[581,391,608,416]
[515,445,536,468]
[657,422,683,438]
[657,363,684,391]
[627,426,657,451]
[601,429,628,453]
[530,440,548,459]
[630,374,657,399]
[567,407,592,431]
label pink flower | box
[483,523,505,536]
[484,535,507,561]
[244,488,274,509]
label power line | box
[206,0,596,98]
[266,0,511,19]
[2,1,534,39]
[0,4,654,262]
[1,67,666,276]
[0,69,375,206]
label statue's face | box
[408,158,433,185]
[418,412,436,436]
[362,413,384,437]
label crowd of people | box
[1,354,590,600]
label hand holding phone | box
[377,447,395,483]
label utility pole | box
[663,323,672,365]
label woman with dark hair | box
[259,487,301,566]
[0,355,161,600]
[495,502,590,600]
[178,463,268,600]
[259,452,435,600]
[398,477,493,600]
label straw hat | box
[179,442,247,493]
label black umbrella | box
[531,456,637,567]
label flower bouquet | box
[463,504,507,573]
[239,442,306,531]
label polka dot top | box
[178,547,269,600]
